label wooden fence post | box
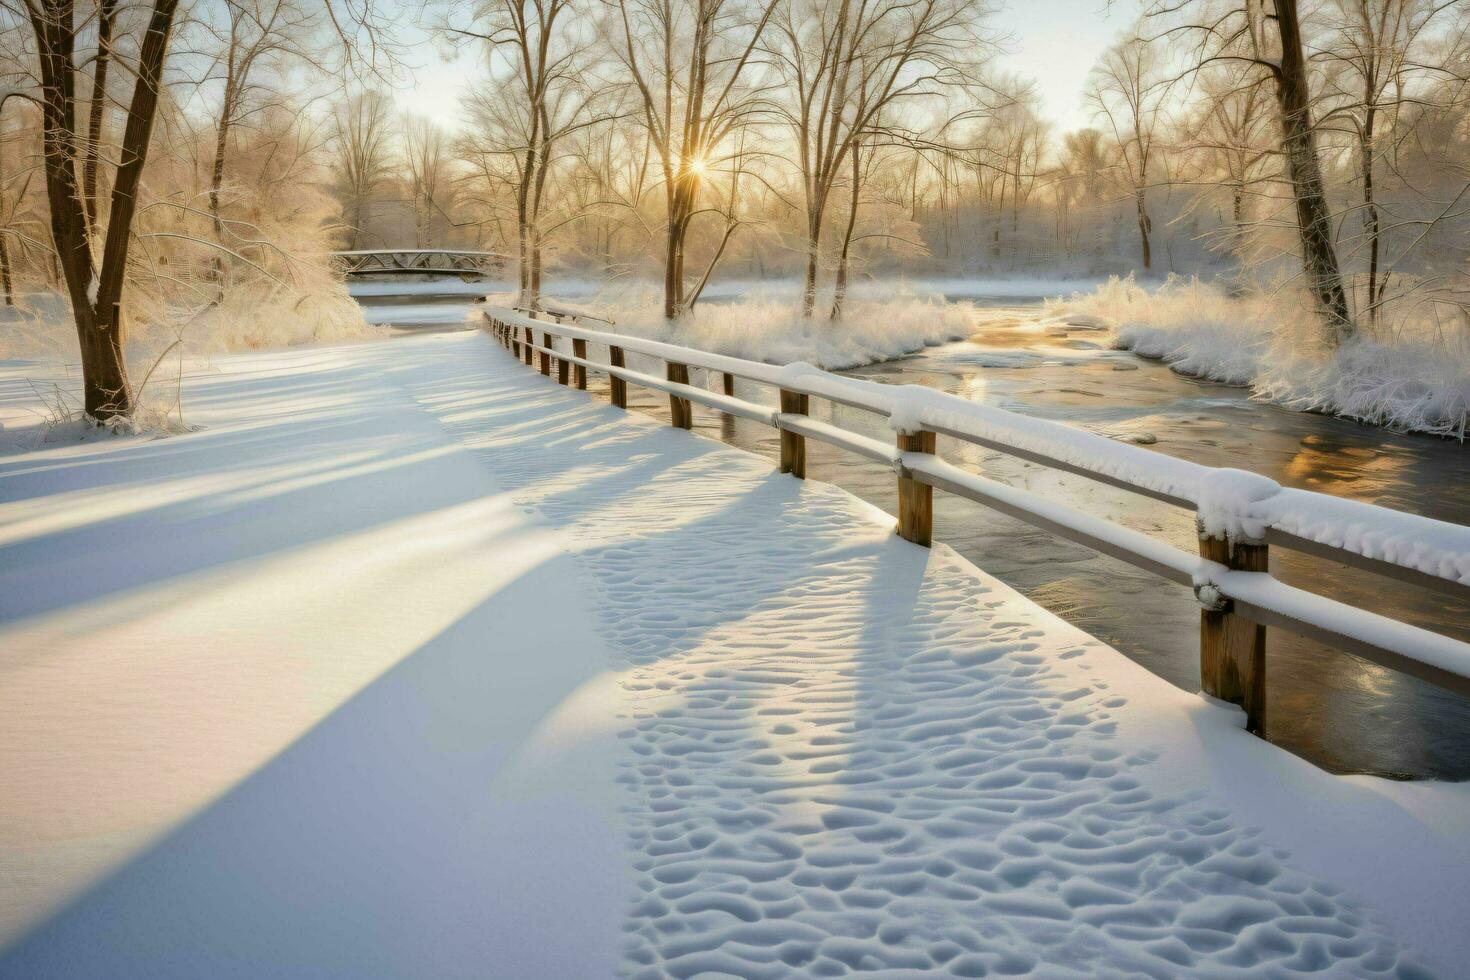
[667,362,692,429]
[609,346,627,408]
[1198,527,1268,735]
[557,338,570,385]
[778,390,808,478]
[572,339,587,389]
[722,372,735,397]
[511,323,521,359]
[523,326,533,365]
[896,429,935,547]
[539,331,552,376]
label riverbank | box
[1048,276,1470,439]
[3,331,1468,976]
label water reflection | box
[589,305,1470,780]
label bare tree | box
[562,100,655,273]
[451,0,609,306]
[199,0,322,238]
[0,95,42,304]
[402,114,451,247]
[1318,0,1460,324]
[607,0,778,319]
[1049,127,1111,260]
[1089,35,1172,272]
[331,90,396,248]
[1155,0,1354,340]
[771,0,991,316]
[1190,62,1274,256]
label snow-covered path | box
[2,331,1468,978]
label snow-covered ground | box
[1048,277,1470,438]
[2,331,1468,977]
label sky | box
[991,0,1133,130]
[395,0,1135,135]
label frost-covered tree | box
[1089,35,1172,272]
[450,0,607,307]
[769,0,995,317]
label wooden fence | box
[485,307,1470,738]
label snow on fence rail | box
[484,306,1470,736]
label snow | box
[4,331,1470,976]
[1049,275,1470,438]
[0,341,624,975]
[1197,468,1282,542]
[1256,489,1470,587]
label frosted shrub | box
[0,151,373,438]
[530,282,977,370]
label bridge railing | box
[483,306,1470,738]
[332,249,509,276]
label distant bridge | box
[332,249,510,278]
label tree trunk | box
[207,76,234,291]
[802,239,819,319]
[1135,187,1152,271]
[1272,0,1353,343]
[87,0,181,419]
[0,145,10,304]
[517,135,536,307]
[209,121,229,233]
[209,76,235,236]
[831,144,860,320]
[799,173,830,318]
[348,199,362,249]
[0,234,13,305]
[517,218,530,305]
[529,228,542,307]
[1359,120,1379,327]
[82,0,116,236]
[663,220,679,320]
[32,0,130,420]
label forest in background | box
[1,0,1468,431]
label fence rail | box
[483,307,1470,739]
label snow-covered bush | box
[1048,275,1470,438]
[0,103,374,432]
[520,281,978,370]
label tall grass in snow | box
[1049,276,1470,438]
[527,283,978,370]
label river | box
[359,285,1470,780]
